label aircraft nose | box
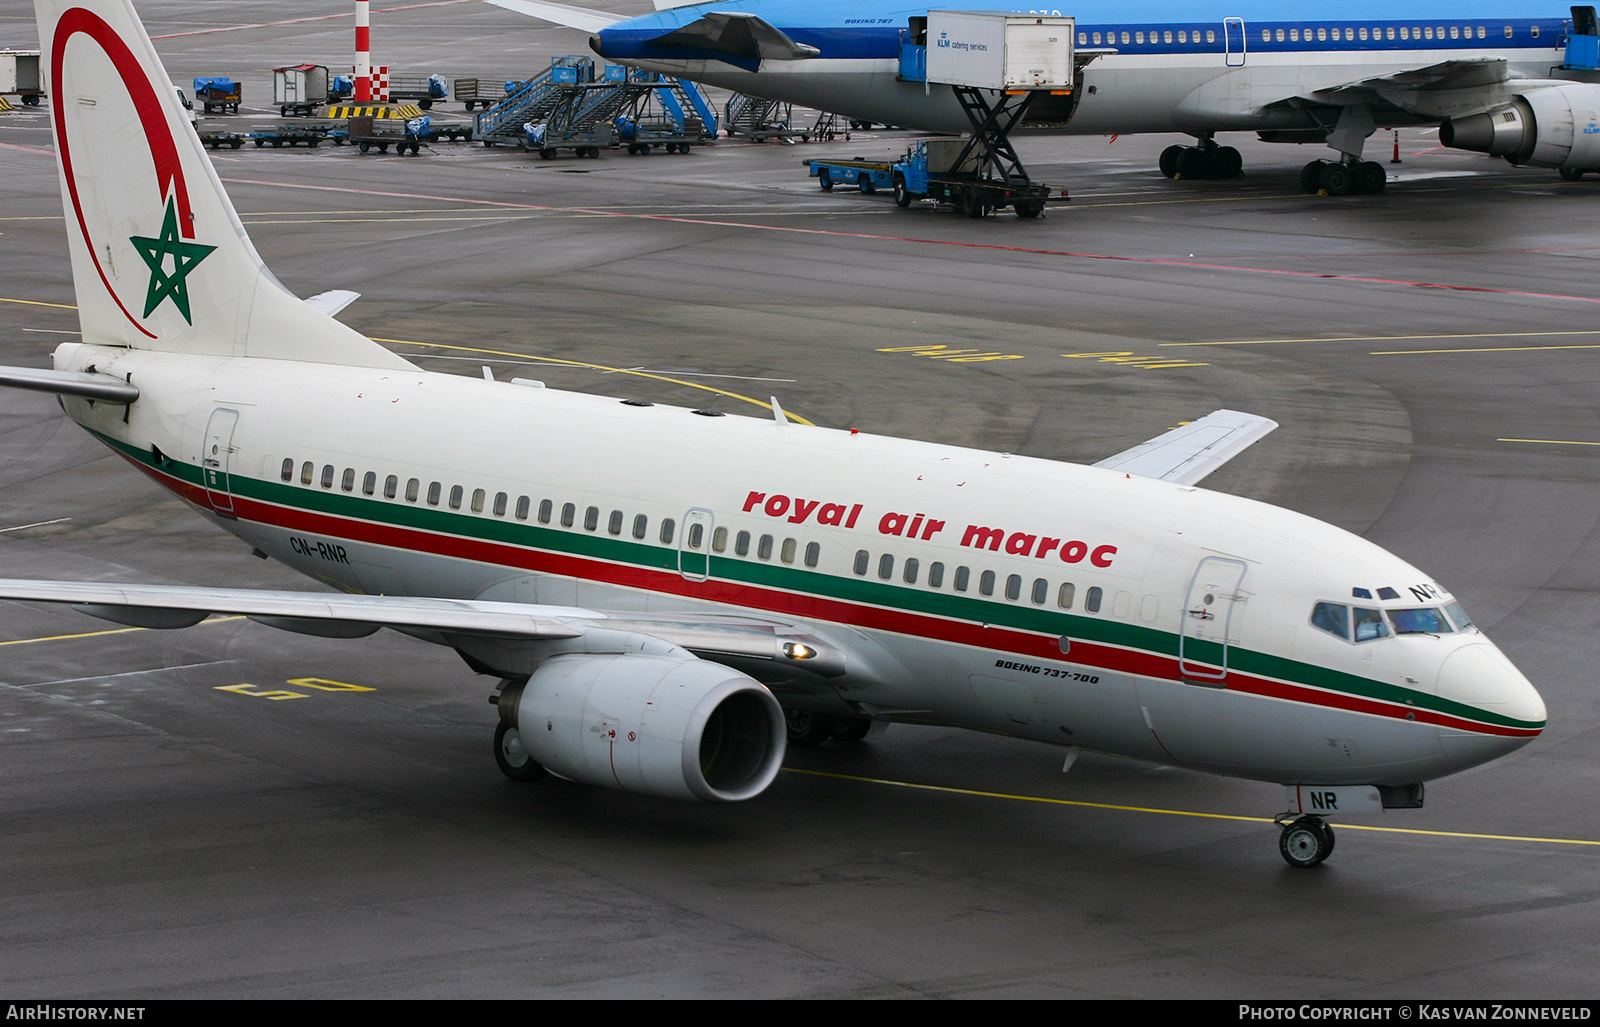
[1434,642,1546,768]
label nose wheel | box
[1277,815,1336,867]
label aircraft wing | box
[0,579,589,638]
[1344,57,1511,93]
[483,0,624,33]
[0,580,843,676]
[1269,57,1516,120]
[1093,409,1278,485]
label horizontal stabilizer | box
[304,289,360,318]
[0,579,591,639]
[483,0,624,32]
[647,12,820,63]
[0,365,139,403]
[1094,409,1278,485]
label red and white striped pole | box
[355,0,372,102]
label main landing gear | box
[1276,814,1336,867]
[493,721,548,782]
[1159,141,1243,180]
[783,707,874,746]
[1299,158,1387,196]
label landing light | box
[782,642,815,660]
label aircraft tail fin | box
[34,0,413,369]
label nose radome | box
[1435,643,1546,726]
[1434,642,1546,769]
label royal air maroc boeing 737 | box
[493,0,1600,194]
[0,0,1546,867]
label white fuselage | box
[50,341,1546,787]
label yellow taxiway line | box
[786,768,1600,848]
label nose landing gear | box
[1276,814,1336,867]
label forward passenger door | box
[1179,556,1248,683]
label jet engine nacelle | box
[511,653,786,802]
[1440,83,1600,169]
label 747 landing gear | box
[1301,159,1387,196]
[1276,814,1336,867]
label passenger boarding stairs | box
[635,71,719,138]
[554,71,654,136]
[723,93,804,141]
[474,55,594,146]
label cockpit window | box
[1311,602,1349,640]
[1445,601,1474,631]
[1353,607,1389,642]
[1390,607,1453,635]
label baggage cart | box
[1,50,44,106]
[274,64,330,117]
[193,76,241,115]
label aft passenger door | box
[1179,556,1248,683]
[201,408,239,516]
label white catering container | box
[925,12,1076,91]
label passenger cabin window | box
[449,485,463,510]
[854,550,869,575]
[1005,574,1021,601]
[426,481,441,506]
[280,458,293,481]
[362,471,376,496]
[903,557,919,584]
[608,510,622,536]
[660,518,675,544]
[805,542,820,568]
[1032,578,1048,605]
[1058,583,1075,609]
[516,496,530,520]
[561,503,575,528]
[1085,586,1103,613]
[687,522,703,549]
[713,526,728,553]
[538,499,551,524]
[781,538,796,564]
[384,475,398,499]
[584,506,598,531]
[633,514,647,540]
[301,461,314,485]
[979,570,996,597]
[928,562,944,588]
[471,488,486,514]
[735,530,750,556]
[493,492,507,516]
[405,478,419,502]
[321,465,335,488]
[878,553,893,579]
[759,535,773,560]
[954,566,970,592]
[341,468,355,493]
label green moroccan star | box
[129,197,216,324]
